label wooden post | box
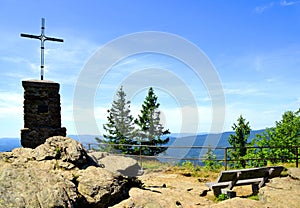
[228,171,241,190]
[296,147,299,168]
[224,148,228,170]
[140,148,143,169]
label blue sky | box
[0,0,299,137]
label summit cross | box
[20,18,64,80]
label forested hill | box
[162,129,266,163]
[0,130,265,152]
[167,129,266,147]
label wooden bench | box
[206,166,284,196]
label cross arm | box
[45,37,64,42]
[20,33,41,40]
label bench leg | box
[222,189,237,198]
[252,184,259,195]
[212,187,222,197]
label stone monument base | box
[21,79,66,149]
[21,127,66,148]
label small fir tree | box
[228,115,251,168]
[203,146,222,170]
[134,87,170,156]
[99,86,136,154]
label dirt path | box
[113,168,300,208]
[113,172,214,208]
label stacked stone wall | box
[21,80,66,148]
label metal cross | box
[20,18,64,80]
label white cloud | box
[94,104,216,135]
[280,0,300,6]
[1,56,40,75]
[0,92,23,116]
[217,46,300,103]
[266,77,277,83]
[112,53,154,68]
[224,87,263,96]
[223,81,269,98]
[63,90,298,136]
[224,103,280,130]
[0,92,23,137]
[254,2,274,14]
[254,1,300,14]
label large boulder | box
[9,136,98,170]
[258,176,300,208]
[77,166,130,207]
[34,136,98,169]
[0,136,140,208]
[0,163,77,207]
[89,152,143,177]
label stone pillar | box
[21,80,66,148]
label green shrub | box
[203,147,222,171]
[216,193,228,201]
[248,194,259,201]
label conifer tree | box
[134,87,170,156]
[203,146,221,170]
[98,86,136,154]
[228,115,251,168]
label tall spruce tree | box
[134,87,170,156]
[228,115,251,168]
[99,86,136,154]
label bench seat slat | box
[207,178,263,189]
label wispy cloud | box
[224,102,282,130]
[95,104,213,134]
[254,2,274,14]
[266,77,277,83]
[224,87,264,96]
[280,0,300,6]
[254,1,300,14]
[0,92,23,118]
[1,56,39,74]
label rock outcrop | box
[0,136,141,208]
[288,167,300,180]
[89,152,143,177]
[257,168,300,208]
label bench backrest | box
[216,166,283,183]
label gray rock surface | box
[34,136,98,168]
[0,136,140,208]
[77,166,128,205]
[258,176,300,208]
[0,162,76,207]
[97,154,142,177]
[288,167,300,180]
